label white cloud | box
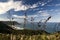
[0,0,53,14]
[38,11,42,13]
[30,4,38,8]
[0,18,10,21]
[0,0,40,14]
[38,10,50,16]
[41,3,45,6]
[55,4,60,6]
[0,0,29,14]
[41,0,52,6]
[13,15,25,18]
[13,14,38,19]
[40,12,49,16]
[49,9,54,11]
[13,14,39,22]
[28,15,38,18]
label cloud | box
[30,4,38,8]
[0,0,53,14]
[0,18,9,21]
[12,15,25,18]
[12,10,51,22]
[12,14,38,22]
[38,11,50,16]
[21,0,41,5]
[13,14,38,19]
[28,15,38,17]
[41,2,47,6]
[0,0,40,14]
[40,12,49,16]
[55,4,60,6]
[47,3,60,7]
[0,0,29,14]
[0,0,8,2]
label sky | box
[0,0,60,22]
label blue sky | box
[0,0,60,22]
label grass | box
[0,21,60,40]
[0,30,60,40]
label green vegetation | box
[0,21,60,40]
[0,30,60,40]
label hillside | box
[0,21,14,34]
